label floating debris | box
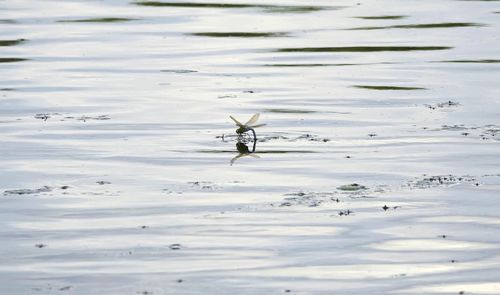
[406,175,476,189]
[34,113,52,121]
[4,186,52,195]
[169,243,182,250]
[338,209,353,216]
[96,181,111,185]
[424,124,500,140]
[34,112,111,122]
[259,133,330,143]
[425,100,460,110]
[279,191,337,207]
[382,205,400,211]
[74,115,110,122]
[337,184,367,192]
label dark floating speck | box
[169,243,182,250]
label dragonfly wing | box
[244,113,260,126]
[250,123,266,129]
[230,115,244,127]
[249,154,260,159]
[230,153,245,165]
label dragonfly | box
[229,113,266,139]
[230,141,259,165]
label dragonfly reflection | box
[231,138,259,165]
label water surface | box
[1,0,500,294]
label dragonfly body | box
[230,113,266,136]
[236,126,252,134]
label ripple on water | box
[0,39,27,46]
[275,46,453,52]
[133,1,338,13]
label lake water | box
[1,0,500,294]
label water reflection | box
[190,32,289,38]
[133,1,337,13]
[57,18,138,23]
[0,58,28,63]
[0,39,27,47]
[348,22,483,30]
[276,46,452,52]
[231,134,259,165]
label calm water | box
[1,0,500,294]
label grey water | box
[1,0,500,294]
